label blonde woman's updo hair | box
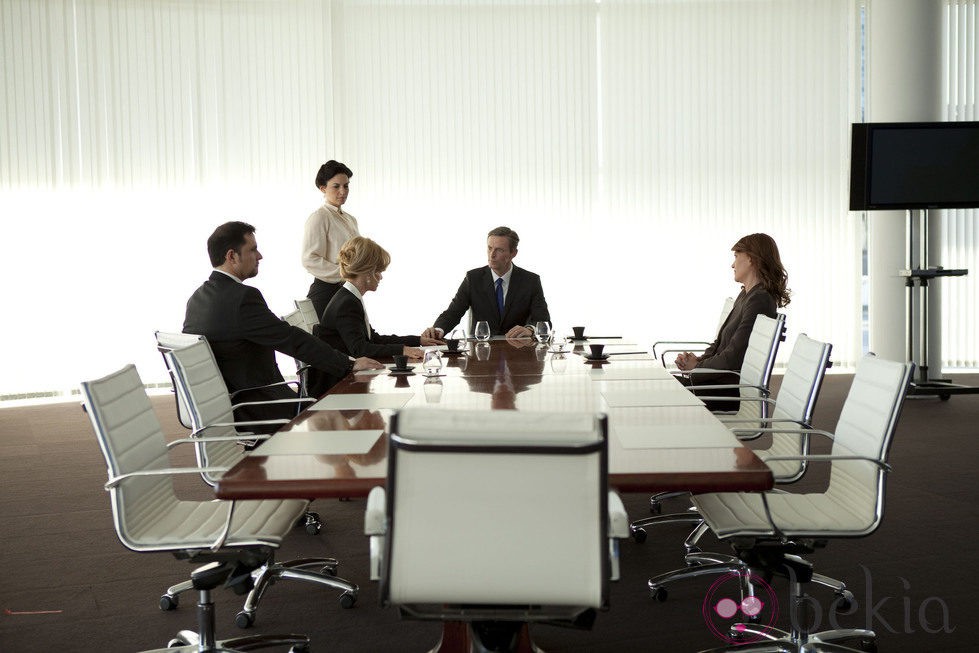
[338,236,390,281]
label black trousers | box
[307,278,342,321]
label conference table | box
[215,337,772,653]
[216,336,771,500]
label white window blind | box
[941,0,979,368]
[2,0,871,397]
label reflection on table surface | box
[216,339,772,500]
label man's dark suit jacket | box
[183,271,353,424]
[433,265,550,336]
[309,286,420,396]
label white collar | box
[213,268,243,283]
[342,280,363,300]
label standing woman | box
[675,233,791,409]
[302,160,360,318]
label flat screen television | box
[849,121,979,210]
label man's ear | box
[225,248,238,265]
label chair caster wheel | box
[321,563,338,576]
[302,511,323,535]
[235,610,255,629]
[339,592,357,609]
[833,589,856,611]
[649,502,662,515]
[650,586,668,602]
[167,638,184,648]
[631,528,647,544]
[159,594,178,611]
[289,646,310,653]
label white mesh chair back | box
[763,334,832,482]
[695,355,911,539]
[824,355,913,524]
[155,331,206,429]
[282,309,305,331]
[82,364,305,553]
[728,313,786,420]
[294,298,318,332]
[81,365,179,550]
[164,339,243,485]
[716,296,736,332]
[382,408,609,609]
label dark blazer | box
[692,284,778,384]
[433,265,550,336]
[309,286,420,395]
[183,271,353,422]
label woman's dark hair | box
[315,160,353,188]
[732,233,791,307]
[207,221,256,267]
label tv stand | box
[902,209,977,399]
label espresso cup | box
[393,354,409,369]
[589,343,605,358]
[572,326,586,339]
[445,338,460,352]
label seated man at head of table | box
[183,221,383,429]
[421,226,550,340]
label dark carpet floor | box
[0,373,976,652]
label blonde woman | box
[315,236,442,360]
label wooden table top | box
[215,338,772,500]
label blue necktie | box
[495,277,504,316]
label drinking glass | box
[550,328,568,353]
[423,377,443,403]
[535,321,552,346]
[474,321,491,342]
[422,350,443,376]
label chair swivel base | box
[696,618,877,652]
[236,557,359,628]
[147,562,310,653]
[162,555,357,628]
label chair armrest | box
[607,490,628,582]
[230,397,315,410]
[228,380,300,399]
[680,383,767,392]
[104,466,229,490]
[719,415,797,424]
[165,433,271,450]
[759,453,892,472]
[365,486,387,581]
[607,491,628,539]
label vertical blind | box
[941,0,978,368]
[0,0,876,396]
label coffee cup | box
[445,338,460,352]
[392,354,409,370]
[588,344,605,358]
[572,326,586,339]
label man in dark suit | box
[422,226,550,339]
[183,221,382,427]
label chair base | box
[697,626,877,652]
[236,557,358,627]
[163,556,358,628]
[145,631,310,653]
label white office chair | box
[364,408,629,651]
[81,364,310,653]
[165,339,358,626]
[281,310,314,397]
[155,330,305,430]
[294,298,319,332]
[652,296,735,367]
[640,314,787,519]
[646,355,913,653]
[630,334,833,550]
